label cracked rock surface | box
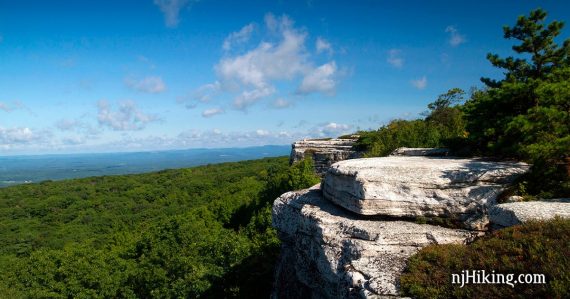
[322,156,529,229]
[272,186,478,298]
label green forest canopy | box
[0,157,319,298]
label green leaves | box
[0,157,297,298]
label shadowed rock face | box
[322,156,530,230]
[290,139,361,175]
[272,186,478,298]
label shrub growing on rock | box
[400,217,570,298]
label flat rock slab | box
[272,186,477,298]
[322,156,529,229]
[489,200,570,228]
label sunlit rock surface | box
[290,138,361,175]
[489,199,570,228]
[322,156,529,229]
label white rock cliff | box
[272,149,532,298]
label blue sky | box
[0,0,568,155]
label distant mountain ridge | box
[0,145,290,187]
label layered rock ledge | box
[272,186,478,298]
[322,156,530,229]
[290,138,361,175]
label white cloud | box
[0,127,35,144]
[271,98,292,109]
[312,122,352,137]
[256,129,270,136]
[125,76,166,93]
[316,37,333,54]
[205,13,339,110]
[297,61,337,95]
[411,76,427,90]
[97,100,158,131]
[0,127,55,152]
[153,0,194,28]
[387,49,404,68]
[201,107,225,118]
[223,23,255,51]
[445,26,466,47]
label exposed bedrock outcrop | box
[272,153,532,298]
[322,156,530,230]
[272,186,478,298]
[489,199,570,228]
[290,138,361,175]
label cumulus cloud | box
[125,76,166,93]
[311,122,352,137]
[411,76,427,90]
[0,127,53,151]
[153,0,194,28]
[316,37,333,54]
[205,13,339,110]
[445,26,466,46]
[271,98,292,109]
[387,49,404,68]
[255,129,270,136]
[223,23,255,51]
[97,100,158,131]
[297,61,337,95]
[201,107,225,118]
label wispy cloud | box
[445,26,466,47]
[201,107,225,118]
[0,100,27,113]
[97,100,159,131]
[223,23,255,51]
[55,118,100,137]
[411,76,427,90]
[271,98,292,109]
[316,37,333,54]
[153,0,195,28]
[387,49,403,68]
[125,76,166,93]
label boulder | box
[489,199,570,228]
[272,186,478,298]
[290,139,361,175]
[322,156,530,230]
